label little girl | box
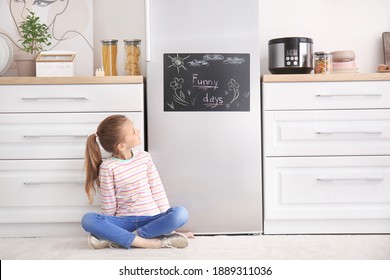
[81,115,190,249]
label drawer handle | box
[24,135,88,138]
[315,94,382,98]
[316,131,383,135]
[24,181,84,185]
[317,177,384,182]
[22,97,89,100]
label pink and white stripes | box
[99,151,170,216]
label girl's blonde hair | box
[84,115,128,204]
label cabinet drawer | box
[0,160,90,207]
[0,112,144,159]
[263,109,390,156]
[263,81,390,110]
[0,160,100,223]
[264,156,390,220]
[0,84,143,112]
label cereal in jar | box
[124,39,141,76]
[314,51,332,74]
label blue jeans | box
[81,206,188,248]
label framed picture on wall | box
[0,0,93,76]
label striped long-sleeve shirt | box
[98,151,170,216]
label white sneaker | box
[159,232,189,249]
[87,234,110,249]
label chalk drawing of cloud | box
[188,59,209,67]
[223,57,245,65]
[203,54,224,61]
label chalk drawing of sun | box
[168,54,190,73]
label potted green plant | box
[14,10,52,76]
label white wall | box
[93,0,146,76]
[259,0,390,74]
[92,0,390,75]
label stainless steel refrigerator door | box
[146,0,262,234]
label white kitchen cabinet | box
[0,77,144,237]
[264,156,390,233]
[1,84,143,112]
[0,112,143,159]
[262,80,390,110]
[262,74,390,234]
[0,160,90,218]
[263,109,390,157]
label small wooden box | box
[36,51,76,77]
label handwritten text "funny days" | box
[192,74,219,90]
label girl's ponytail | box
[84,134,102,204]
[84,114,128,204]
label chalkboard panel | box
[164,53,250,111]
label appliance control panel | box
[286,49,299,66]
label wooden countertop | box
[0,76,144,85]
[262,73,390,83]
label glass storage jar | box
[101,39,118,76]
[124,39,141,76]
[314,51,332,74]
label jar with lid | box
[314,52,332,74]
[101,39,118,76]
[124,39,141,76]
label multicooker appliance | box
[268,37,313,74]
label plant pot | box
[14,53,37,77]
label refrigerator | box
[145,0,262,234]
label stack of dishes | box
[331,50,359,73]
[0,34,13,76]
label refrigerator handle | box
[145,0,151,62]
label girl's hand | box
[182,231,195,239]
[172,230,195,239]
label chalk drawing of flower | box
[169,78,190,107]
[170,77,184,90]
[228,79,239,90]
[227,79,240,105]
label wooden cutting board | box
[383,32,390,65]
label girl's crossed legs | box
[81,206,189,249]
